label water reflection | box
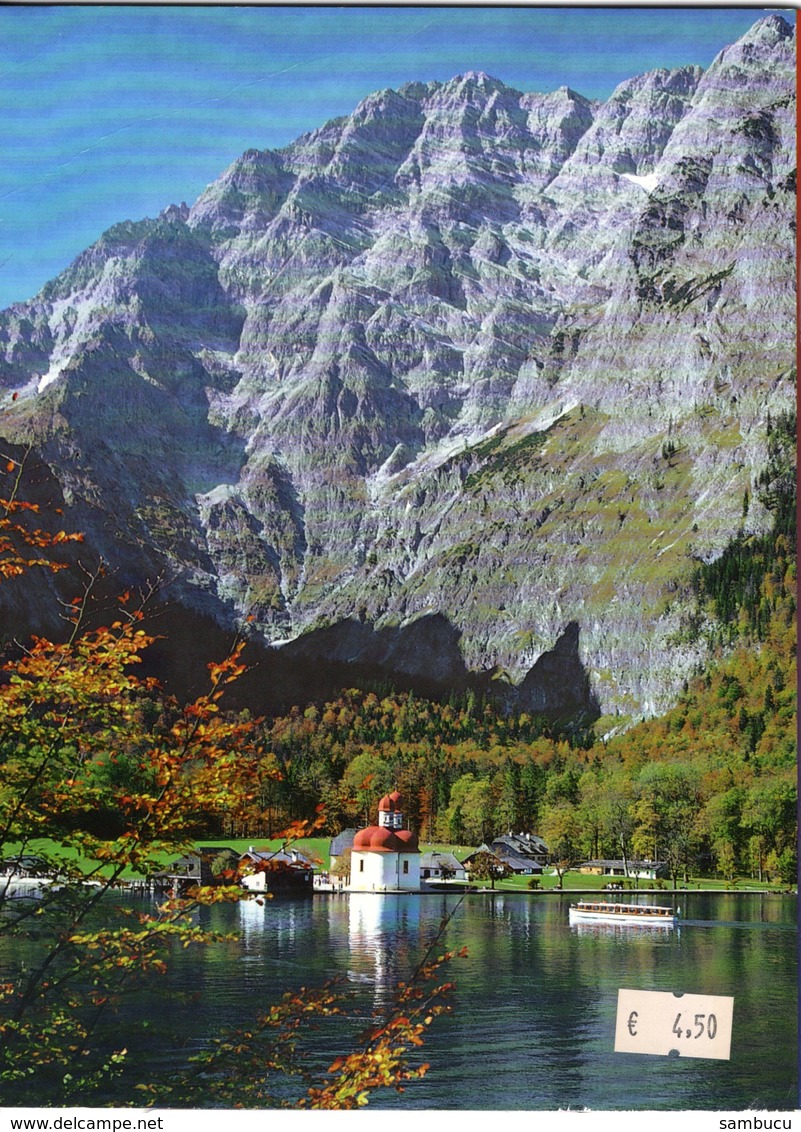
[57,890,796,1110]
[570,922,675,938]
[346,893,420,1004]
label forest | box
[0,410,795,1106]
[217,411,797,887]
[48,413,794,889]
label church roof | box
[353,824,419,853]
[330,829,356,856]
[377,790,404,813]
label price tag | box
[614,989,734,1059]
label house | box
[491,832,549,867]
[349,790,420,892]
[493,849,543,875]
[464,832,547,876]
[419,850,466,885]
[577,859,666,880]
[317,828,356,891]
[0,854,52,879]
[0,854,60,895]
[462,844,502,870]
[154,846,239,895]
[239,846,315,893]
[330,829,357,864]
[461,844,512,882]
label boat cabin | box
[572,900,674,918]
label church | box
[349,790,421,892]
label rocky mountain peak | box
[449,70,509,92]
[158,201,190,224]
[739,12,793,45]
[0,16,794,720]
[698,11,795,96]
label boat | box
[569,900,678,926]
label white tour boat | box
[569,900,678,927]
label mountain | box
[0,16,795,720]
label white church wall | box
[349,850,421,892]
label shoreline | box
[314,884,794,897]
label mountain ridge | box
[0,14,795,720]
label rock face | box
[0,16,795,719]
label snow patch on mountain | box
[621,171,659,192]
[38,365,63,392]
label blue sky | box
[0,5,787,309]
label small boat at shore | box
[569,900,678,927]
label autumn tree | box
[330,846,353,884]
[465,850,510,889]
[0,456,460,1107]
[142,921,466,1109]
[0,586,274,1101]
[539,800,581,889]
[632,763,701,886]
[598,767,637,874]
[440,773,495,845]
[741,779,797,883]
[700,787,745,881]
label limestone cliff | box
[0,16,794,719]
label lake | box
[115,889,797,1111]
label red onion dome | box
[394,828,419,852]
[388,790,403,807]
[377,794,395,813]
[353,825,404,852]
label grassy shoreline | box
[4,835,794,894]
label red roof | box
[353,825,419,854]
[353,825,402,852]
[394,828,419,852]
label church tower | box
[350,789,420,892]
[377,791,404,831]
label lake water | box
[117,890,797,1111]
